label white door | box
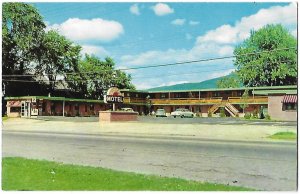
[21,101,31,117]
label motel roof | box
[252,89,297,95]
[4,96,104,103]
[122,85,297,93]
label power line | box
[3,57,295,83]
[2,67,234,83]
[2,47,297,78]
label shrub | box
[208,112,212,117]
[220,108,226,117]
[265,114,271,120]
[244,113,251,119]
[251,109,258,119]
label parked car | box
[155,109,167,117]
[171,108,194,118]
[121,108,134,112]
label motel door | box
[21,101,31,118]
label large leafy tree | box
[67,55,135,99]
[35,30,81,92]
[234,24,297,87]
[2,2,46,96]
[2,2,46,73]
[2,2,135,101]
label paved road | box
[35,116,297,126]
[3,131,297,191]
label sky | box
[32,2,297,90]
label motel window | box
[75,104,79,111]
[10,107,21,112]
[126,93,130,97]
[175,93,181,98]
[135,94,139,98]
[283,103,297,111]
[213,92,220,97]
[161,93,166,98]
[85,104,88,112]
[237,91,243,96]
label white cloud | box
[171,19,186,26]
[130,4,140,15]
[81,45,109,57]
[197,3,297,44]
[47,18,124,42]
[152,3,174,16]
[189,21,199,26]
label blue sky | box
[33,2,297,89]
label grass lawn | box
[268,131,297,140]
[2,157,252,191]
[2,116,8,121]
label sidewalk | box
[2,118,297,143]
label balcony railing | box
[124,96,268,105]
[124,97,146,104]
[228,96,268,104]
[150,97,223,105]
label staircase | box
[224,103,239,117]
[208,103,222,114]
[208,102,240,117]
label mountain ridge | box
[147,74,241,92]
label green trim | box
[146,85,297,93]
[4,96,104,103]
[230,102,268,105]
[253,90,297,95]
[120,85,297,93]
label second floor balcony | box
[123,96,268,105]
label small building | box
[253,89,297,121]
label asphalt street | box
[3,131,297,191]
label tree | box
[67,55,135,99]
[234,24,297,87]
[35,30,81,92]
[240,89,249,113]
[2,3,46,73]
[2,2,46,96]
[217,73,241,88]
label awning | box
[282,95,297,103]
[7,101,22,107]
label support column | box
[113,103,115,111]
[63,100,65,117]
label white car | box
[121,108,134,112]
[171,108,194,118]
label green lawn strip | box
[268,132,297,140]
[2,157,252,191]
[2,117,8,121]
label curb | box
[3,129,296,146]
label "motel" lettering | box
[105,95,124,103]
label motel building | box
[5,85,297,121]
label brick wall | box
[99,111,138,122]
